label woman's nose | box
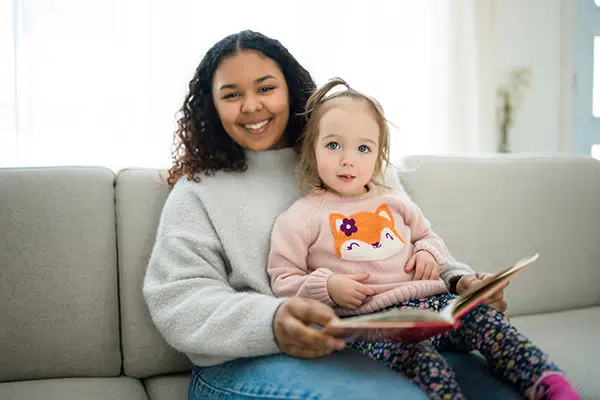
[241,96,263,114]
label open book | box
[324,253,539,342]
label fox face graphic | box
[329,204,405,261]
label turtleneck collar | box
[244,147,298,176]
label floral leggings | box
[348,294,561,400]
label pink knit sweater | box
[268,183,450,316]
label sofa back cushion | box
[400,156,600,316]
[0,168,121,382]
[115,169,192,378]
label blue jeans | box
[188,349,522,399]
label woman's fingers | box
[274,298,346,355]
[487,298,508,312]
[288,297,338,327]
[280,316,335,348]
[485,287,507,312]
[456,274,478,294]
[282,343,336,359]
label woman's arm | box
[143,184,285,365]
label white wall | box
[490,0,571,153]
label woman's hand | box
[404,251,440,280]
[327,273,375,309]
[455,272,509,312]
[273,297,346,358]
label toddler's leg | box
[435,302,578,399]
[350,338,465,399]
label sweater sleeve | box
[395,197,450,267]
[267,204,336,307]
[143,183,285,364]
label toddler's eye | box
[358,145,370,153]
[327,142,340,150]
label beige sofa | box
[1,156,598,399]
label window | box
[594,36,600,117]
[1,0,453,169]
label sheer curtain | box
[446,0,496,154]
[0,0,486,170]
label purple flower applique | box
[340,218,358,237]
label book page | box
[330,306,454,328]
[451,253,539,317]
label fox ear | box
[376,204,394,223]
[329,213,346,235]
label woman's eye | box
[327,142,340,150]
[223,93,240,100]
[260,86,275,93]
[358,145,370,153]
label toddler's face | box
[315,97,379,197]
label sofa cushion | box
[511,306,600,400]
[116,169,193,378]
[0,377,148,400]
[400,156,600,316]
[0,168,121,382]
[143,373,190,400]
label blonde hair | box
[297,77,391,193]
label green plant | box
[496,67,533,153]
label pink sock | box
[533,374,580,400]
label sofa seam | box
[113,175,126,377]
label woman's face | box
[212,50,290,151]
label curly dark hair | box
[167,30,316,187]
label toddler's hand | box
[327,273,375,310]
[405,251,440,280]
